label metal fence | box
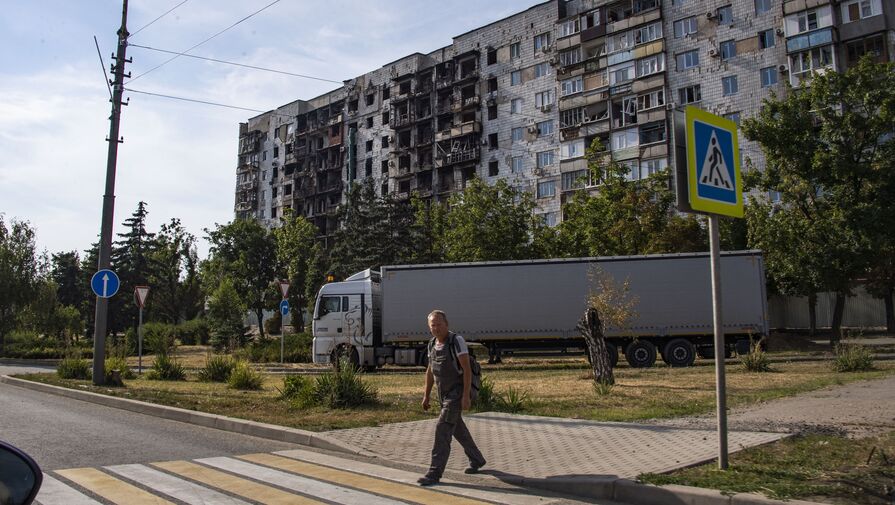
[769,285,887,329]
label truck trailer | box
[311,251,768,369]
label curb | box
[1,375,827,505]
[0,375,377,459]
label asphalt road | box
[0,364,300,470]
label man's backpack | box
[428,332,482,403]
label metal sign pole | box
[709,215,729,469]
[281,307,285,364]
[138,306,143,375]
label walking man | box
[418,310,486,486]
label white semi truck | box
[311,251,768,369]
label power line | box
[93,35,113,99]
[125,87,267,114]
[129,0,190,39]
[128,43,344,84]
[128,0,282,83]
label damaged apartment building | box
[235,0,894,237]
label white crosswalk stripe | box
[35,474,101,505]
[105,463,252,505]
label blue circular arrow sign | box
[90,269,120,298]
[279,299,290,316]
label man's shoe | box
[464,461,486,474]
[417,476,439,486]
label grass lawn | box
[640,431,895,505]
[17,358,895,431]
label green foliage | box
[141,322,177,356]
[833,342,874,372]
[149,218,203,324]
[0,216,40,349]
[244,333,313,363]
[495,386,530,413]
[274,210,317,330]
[740,338,772,373]
[277,375,316,408]
[227,361,264,390]
[206,277,247,351]
[174,318,209,345]
[197,354,235,382]
[306,359,378,408]
[109,201,155,337]
[264,311,282,336]
[593,380,615,396]
[105,356,135,381]
[473,375,496,411]
[145,354,186,381]
[57,356,91,380]
[0,330,87,359]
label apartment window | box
[637,22,663,44]
[561,107,585,128]
[561,18,580,37]
[846,35,885,66]
[488,133,499,150]
[271,207,277,218]
[284,184,292,196]
[512,127,524,142]
[381,183,388,196]
[543,212,559,227]
[534,32,551,51]
[272,186,278,198]
[755,0,772,14]
[559,47,582,66]
[262,170,267,181]
[534,62,551,78]
[717,5,733,24]
[536,120,554,136]
[637,89,665,110]
[510,70,522,86]
[562,170,587,190]
[638,54,664,76]
[677,50,700,70]
[272,166,278,178]
[642,158,667,177]
[511,98,523,114]
[760,66,778,87]
[488,160,499,176]
[487,49,497,65]
[639,122,666,144]
[622,160,641,180]
[366,140,373,152]
[722,75,739,96]
[843,0,878,22]
[724,112,741,125]
[510,42,521,59]
[610,63,635,84]
[381,160,389,173]
[511,156,524,173]
[797,10,818,33]
[382,135,390,148]
[791,46,833,76]
[563,139,585,158]
[535,90,555,108]
[678,84,702,104]
[488,105,498,120]
[537,180,556,198]
[382,87,390,100]
[273,146,279,158]
[759,29,775,49]
[720,40,736,60]
[612,128,639,149]
[365,158,373,176]
[366,116,374,128]
[672,0,688,4]
[561,76,584,96]
[365,93,375,106]
[488,77,498,93]
[608,31,636,52]
[673,17,698,38]
[537,150,555,168]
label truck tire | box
[331,345,359,370]
[625,340,657,368]
[662,338,696,367]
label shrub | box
[142,322,177,356]
[105,356,135,381]
[175,319,210,346]
[145,354,186,381]
[264,311,282,336]
[495,386,530,413]
[278,375,316,408]
[2,331,69,359]
[740,338,772,372]
[57,356,91,380]
[207,278,247,351]
[309,359,378,408]
[473,375,496,411]
[197,354,235,382]
[593,380,615,396]
[228,361,264,390]
[244,333,313,363]
[833,342,874,372]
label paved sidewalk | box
[325,412,787,480]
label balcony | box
[452,95,480,112]
[237,160,259,172]
[391,111,415,129]
[435,147,480,168]
[435,121,481,142]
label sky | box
[0,0,546,261]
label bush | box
[207,278,247,351]
[105,356,135,381]
[145,354,186,381]
[278,375,316,408]
[740,338,772,372]
[2,331,66,359]
[308,359,378,408]
[495,386,530,413]
[197,354,235,382]
[593,380,615,396]
[244,333,313,363]
[473,375,496,411]
[175,319,210,346]
[833,342,874,372]
[264,311,282,336]
[228,361,264,390]
[57,356,91,380]
[142,322,177,356]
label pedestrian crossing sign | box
[685,106,743,218]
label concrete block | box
[615,480,731,505]
[731,493,827,505]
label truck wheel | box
[607,344,619,368]
[662,339,696,367]
[330,345,359,370]
[625,341,657,368]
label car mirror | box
[0,441,42,505]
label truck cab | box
[311,269,380,367]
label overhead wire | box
[124,87,295,118]
[128,0,191,40]
[93,35,113,99]
[128,0,282,83]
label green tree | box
[274,210,317,330]
[558,140,706,257]
[205,219,277,338]
[443,178,542,262]
[206,276,246,350]
[51,251,84,311]
[742,57,894,343]
[111,202,156,335]
[0,216,40,350]
[149,218,199,324]
[408,195,447,264]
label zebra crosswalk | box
[36,448,565,505]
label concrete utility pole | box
[93,0,130,385]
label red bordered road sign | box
[134,286,150,308]
[278,280,290,299]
